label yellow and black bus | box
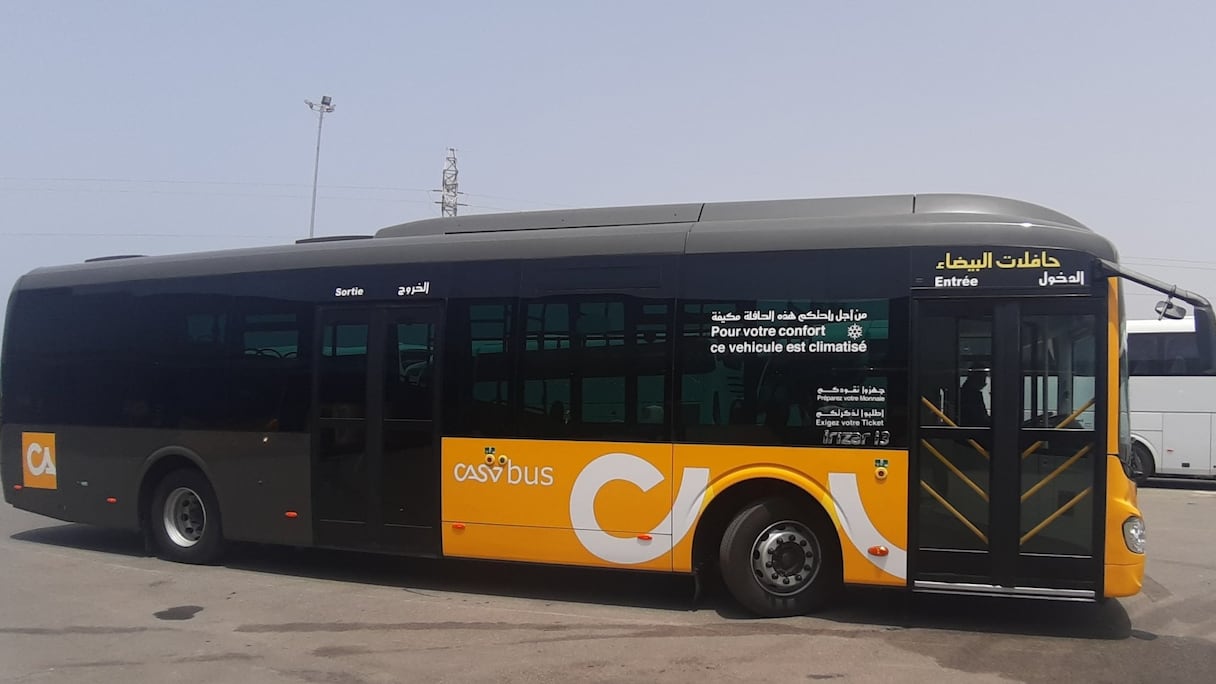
[3,194,1211,617]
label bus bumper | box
[1104,560,1145,598]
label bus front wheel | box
[718,498,840,617]
[149,469,224,564]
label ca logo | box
[569,453,709,564]
[22,432,58,490]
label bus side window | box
[518,297,671,440]
[679,297,906,447]
[444,300,516,436]
[1163,332,1198,375]
[1127,333,1153,375]
[1129,330,1199,376]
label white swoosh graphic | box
[569,453,708,565]
[828,472,907,580]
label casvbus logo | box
[22,432,58,490]
[452,447,555,487]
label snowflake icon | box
[847,324,864,340]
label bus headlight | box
[1123,516,1147,554]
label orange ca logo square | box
[22,432,58,490]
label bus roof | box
[16,193,1118,290]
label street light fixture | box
[304,95,336,239]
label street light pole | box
[304,95,336,239]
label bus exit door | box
[311,305,441,554]
[911,299,1106,598]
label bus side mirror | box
[1194,305,1216,374]
[1155,300,1188,320]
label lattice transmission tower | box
[435,147,465,217]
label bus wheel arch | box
[692,478,842,616]
[139,452,225,564]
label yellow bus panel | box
[441,437,908,587]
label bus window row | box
[443,296,908,446]
[4,288,907,447]
[4,290,311,431]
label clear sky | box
[2,1,1214,323]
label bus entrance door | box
[312,305,441,554]
[911,299,1103,600]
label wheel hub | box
[751,520,820,596]
[163,487,206,548]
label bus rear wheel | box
[718,498,840,617]
[149,469,224,564]
[1129,443,1155,484]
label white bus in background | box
[1127,317,1216,482]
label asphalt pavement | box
[1,482,1214,683]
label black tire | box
[1129,443,1155,484]
[718,497,841,617]
[149,469,224,564]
